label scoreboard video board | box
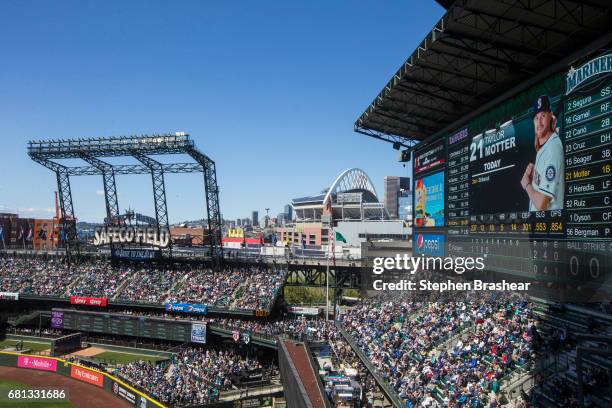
[51,309,199,343]
[412,50,611,301]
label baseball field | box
[0,366,132,408]
[67,346,167,365]
[0,378,73,407]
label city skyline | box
[0,1,435,222]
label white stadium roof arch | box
[322,168,379,207]
[292,168,389,222]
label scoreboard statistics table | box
[51,309,200,343]
[412,50,611,301]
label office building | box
[384,176,400,219]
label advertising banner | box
[288,306,319,316]
[70,296,107,307]
[0,292,19,300]
[51,311,64,329]
[14,219,34,249]
[412,233,445,257]
[164,303,208,315]
[17,356,57,372]
[112,381,137,405]
[190,323,207,344]
[414,171,445,227]
[70,365,104,387]
[33,219,54,250]
[414,139,445,175]
[114,248,158,261]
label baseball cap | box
[533,95,551,117]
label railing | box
[218,383,283,401]
[334,322,403,408]
[17,294,265,317]
[113,371,169,406]
[84,337,177,352]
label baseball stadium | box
[1,1,611,408]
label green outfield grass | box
[0,340,50,352]
[92,350,166,364]
[0,380,73,407]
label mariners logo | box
[545,165,556,181]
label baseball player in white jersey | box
[520,95,565,211]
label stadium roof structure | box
[28,133,223,265]
[292,168,389,222]
[355,0,612,148]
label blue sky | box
[0,0,442,223]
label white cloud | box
[16,207,55,215]
[0,204,54,218]
[95,190,104,196]
[19,207,37,213]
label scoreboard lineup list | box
[413,51,611,296]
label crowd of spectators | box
[11,327,63,338]
[117,266,184,303]
[166,267,242,307]
[8,256,606,407]
[230,266,287,310]
[325,327,386,407]
[0,257,286,310]
[0,258,83,296]
[210,316,332,341]
[69,263,130,297]
[339,290,539,407]
[117,346,263,406]
[166,266,287,310]
[0,258,34,293]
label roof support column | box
[186,148,223,270]
[55,169,78,262]
[132,153,171,258]
[80,155,121,256]
[78,157,120,218]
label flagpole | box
[326,227,331,322]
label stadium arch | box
[292,168,389,222]
[322,168,379,208]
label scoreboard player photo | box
[520,94,565,211]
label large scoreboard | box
[51,309,204,343]
[412,50,612,301]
